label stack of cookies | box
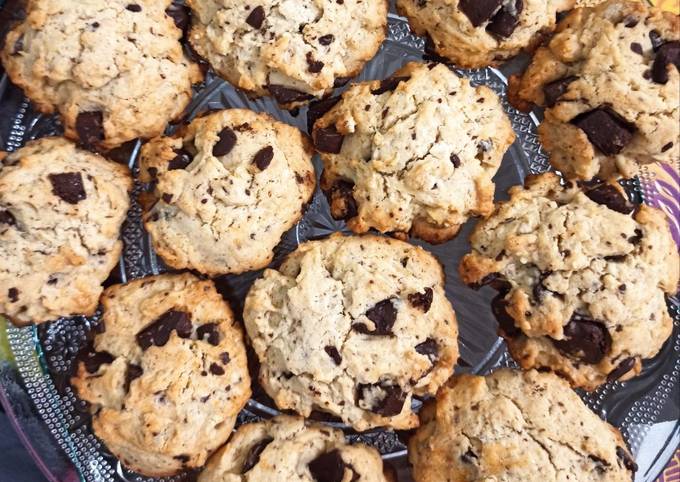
[0,0,678,481]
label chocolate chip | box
[623,16,638,28]
[169,148,193,170]
[356,382,406,416]
[268,85,314,104]
[629,228,643,244]
[471,272,512,293]
[48,173,86,204]
[651,41,680,84]
[408,288,433,312]
[318,34,334,45]
[209,362,225,375]
[552,313,612,364]
[196,323,220,346]
[616,447,638,473]
[354,299,397,336]
[662,142,674,152]
[246,6,265,29]
[589,454,610,474]
[242,438,273,473]
[325,346,342,365]
[7,288,18,302]
[630,42,643,55]
[607,357,636,382]
[76,111,105,146]
[306,52,324,73]
[126,4,141,11]
[543,76,578,107]
[314,127,344,153]
[583,183,633,214]
[125,364,143,391]
[371,76,410,95]
[78,347,115,374]
[459,0,502,27]
[308,450,347,482]
[213,128,237,157]
[486,0,523,38]
[0,210,15,225]
[165,2,190,32]
[450,153,461,168]
[174,454,190,464]
[136,310,192,350]
[161,193,173,203]
[492,293,521,337]
[649,30,664,51]
[604,254,627,262]
[461,448,479,464]
[333,76,351,88]
[328,181,357,219]
[253,146,274,170]
[415,338,438,359]
[571,107,636,156]
[307,96,341,133]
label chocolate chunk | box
[318,34,334,45]
[7,288,18,302]
[651,41,680,84]
[623,16,638,28]
[461,448,479,464]
[450,153,461,168]
[174,454,190,464]
[165,2,190,32]
[136,310,193,350]
[308,450,347,482]
[371,76,410,95]
[471,272,512,293]
[209,362,225,375]
[492,293,521,337]
[604,254,627,262]
[161,193,173,203]
[486,0,523,38]
[571,107,636,156]
[314,127,344,153]
[408,288,433,312]
[354,299,397,336]
[169,148,193,170]
[196,323,221,346]
[630,42,643,55]
[649,30,664,51]
[543,76,578,107]
[552,313,612,364]
[253,146,274,170]
[628,228,643,244]
[242,438,273,473]
[306,52,324,73]
[333,76,351,88]
[616,447,638,473]
[607,357,636,382]
[459,0,502,27]
[0,210,15,225]
[76,111,104,146]
[213,128,237,157]
[78,348,115,374]
[588,454,610,474]
[307,96,341,133]
[126,4,141,12]
[356,382,406,416]
[328,181,357,219]
[125,364,143,391]
[48,173,86,204]
[662,142,674,152]
[246,6,265,29]
[324,345,342,365]
[584,183,633,214]
[415,338,438,359]
[268,85,315,104]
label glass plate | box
[0,11,678,482]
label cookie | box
[409,369,636,482]
[509,0,680,180]
[244,234,459,431]
[459,173,679,390]
[396,0,575,68]
[312,62,515,244]
[71,273,251,477]
[140,108,316,276]
[187,0,387,107]
[0,137,131,326]
[198,415,392,482]
[1,0,202,150]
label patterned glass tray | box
[0,11,678,482]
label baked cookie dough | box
[459,173,679,390]
[244,234,459,431]
[71,273,251,477]
[409,369,636,482]
[1,0,202,150]
[312,62,515,244]
[0,137,131,326]
[509,0,680,180]
[140,108,316,276]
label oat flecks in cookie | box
[187,0,388,107]
[0,137,131,326]
[243,234,459,431]
[510,0,680,180]
[0,0,202,150]
[198,415,391,482]
[459,173,679,390]
[396,0,575,68]
[314,62,515,244]
[71,273,251,477]
[140,108,316,276]
[409,369,636,482]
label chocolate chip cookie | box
[140,108,316,276]
[1,0,202,150]
[396,0,575,68]
[459,173,679,390]
[244,234,459,431]
[409,369,637,482]
[71,273,251,477]
[187,0,388,107]
[509,0,680,180]
[198,415,392,482]
[0,137,131,326]
[312,62,515,244]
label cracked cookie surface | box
[509,0,680,180]
[397,0,575,68]
[0,137,131,326]
[71,273,251,477]
[243,234,459,431]
[187,0,387,107]
[409,369,636,482]
[312,62,515,244]
[140,108,316,276]
[459,173,678,390]
[1,0,202,150]
[198,415,391,482]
